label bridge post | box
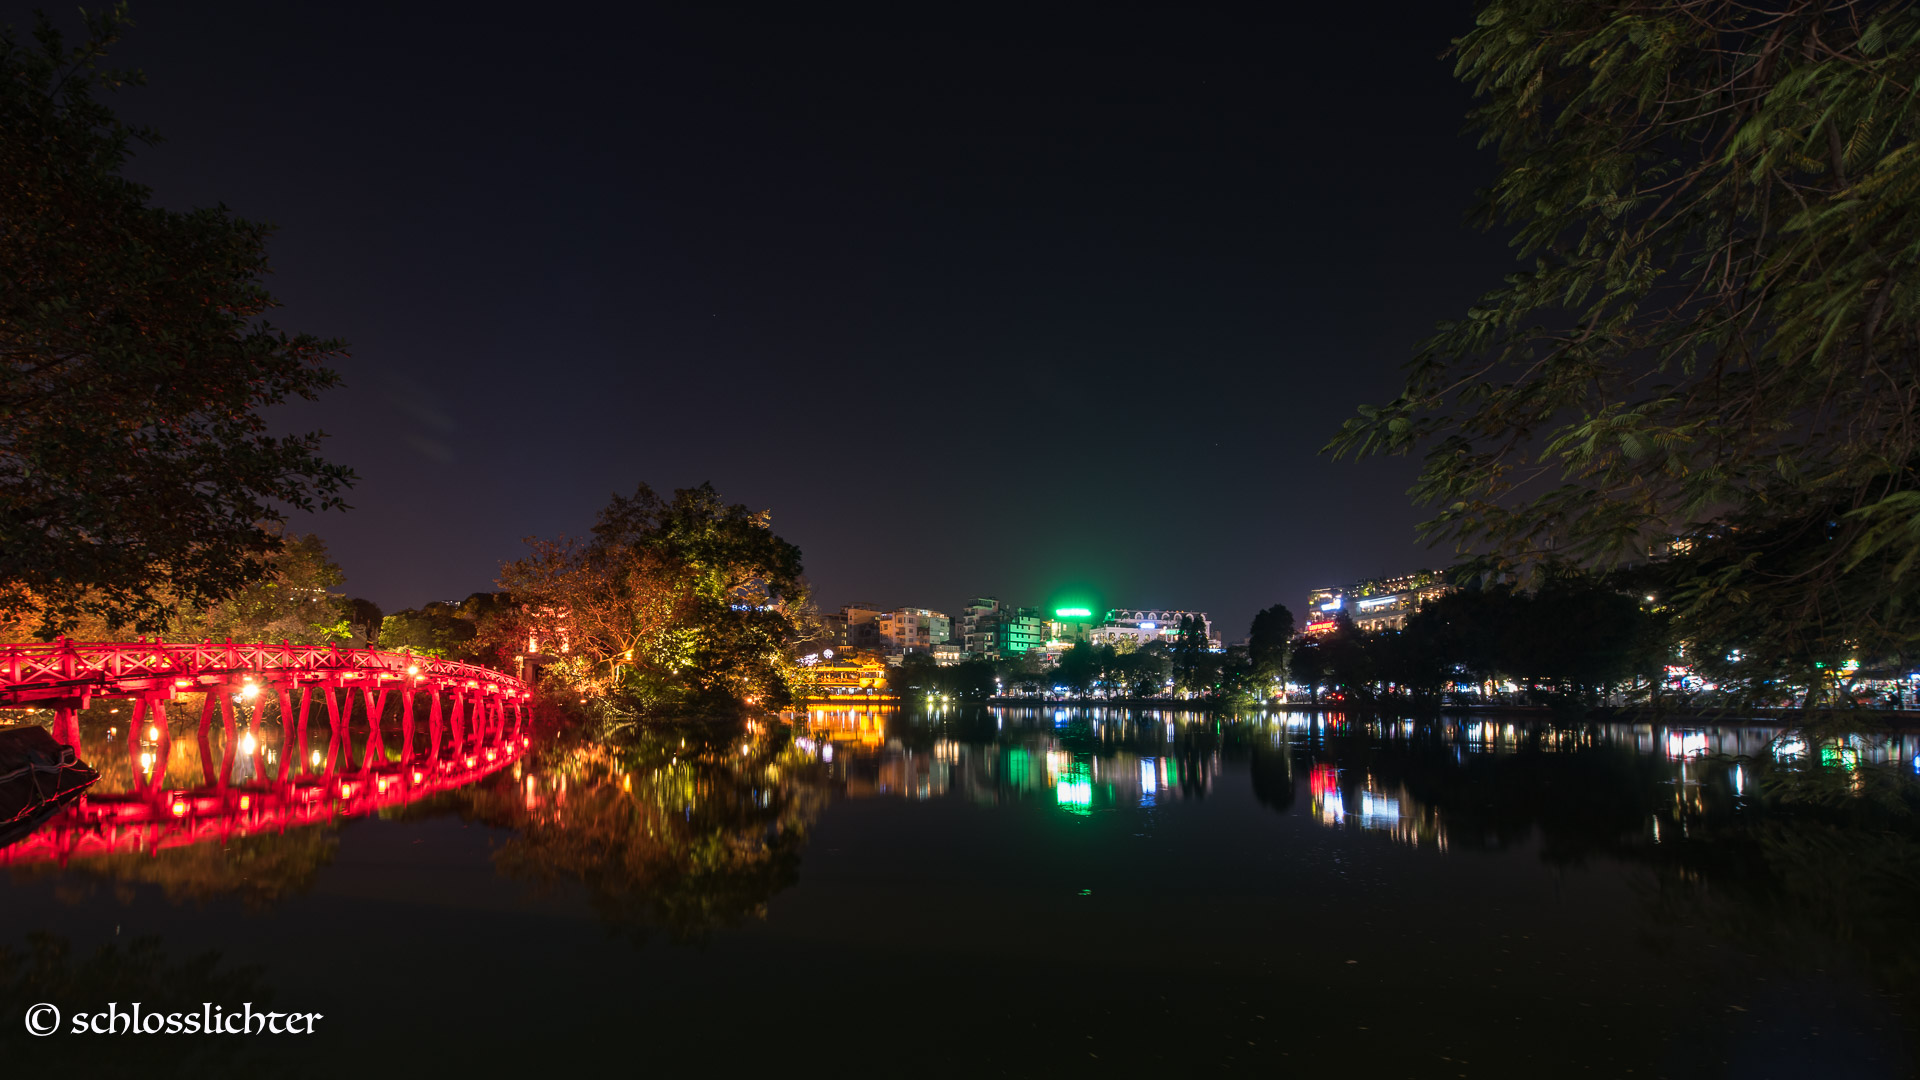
[217,686,238,789]
[196,706,218,788]
[428,690,443,764]
[450,689,467,757]
[126,698,147,793]
[296,684,313,777]
[277,687,296,783]
[360,687,388,771]
[50,705,79,750]
[322,684,344,777]
[148,698,173,803]
[401,689,415,765]
[244,698,265,786]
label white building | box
[1305,571,1453,634]
[1089,609,1221,651]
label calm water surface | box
[4,703,1918,1077]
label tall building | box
[1002,608,1046,656]
[960,597,1002,658]
[960,597,1046,660]
[839,602,885,652]
[1305,570,1453,633]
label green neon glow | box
[1056,761,1093,813]
[1055,607,1092,618]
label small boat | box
[0,725,99,849]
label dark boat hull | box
[0,725,100,850]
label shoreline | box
[978,697,1920,728]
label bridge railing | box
[0,640,531,702]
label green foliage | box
[891,652,1000,701]
[168,531,349,645]
[502,483,810,719]
[380,592,511,663]
[0,7,351,638]
[471,729,826,943]
[1171,613,1217,695]
[1247,603,1294,683]
[1289,635,1329,703]
[1289,571,1663,708]
[345,597,382,646]
[1330,1,1920,697]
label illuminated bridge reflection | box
[0,704,527,868]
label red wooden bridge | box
[0,640,535,865]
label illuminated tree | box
[499,482,810,716]
[382,592,513,661]
[0,528,350,644]
[171,531,350,644]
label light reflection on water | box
[798,705,1920,854]
[6,702,1920,1074]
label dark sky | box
[45,1,1515,640]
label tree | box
[1055,641,1103,696]
[381,592,512,662]
[0,527,352,645]
[1247,603,1294,687]
[1320,612,1375,702]
[1113,646,1169,699]
[888,651,941,697]
[345,598,383,646]
[1289,635,1327,704]
[166,530,349,645]
[1172,614,1215,695]
[499,483,809,716]
[1330,2,1920,701]
[0,9,352,638]
[949,658,999,700]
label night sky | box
[51,1,1515,640]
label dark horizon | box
[56,0,1515,639]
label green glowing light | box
[1055,607,1091,618]
[1056,761,1093,812]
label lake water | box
[4,703,1918,1077]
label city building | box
[804,654,894,700]
[878,607,951,657]
[1047,608,1098,646]
[837,602,885,652]
[1305,570,1453,634]
[1089,609,1221,651]
[960,596,1046,659]
[960,597,1002,658]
